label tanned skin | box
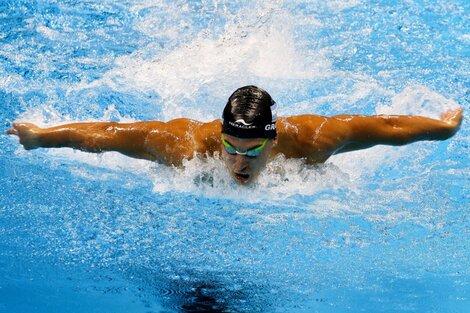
[7,108,463,183]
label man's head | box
[221,86,277,184]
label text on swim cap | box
[229,121,256,129]
[265,123,276,131]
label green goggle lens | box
[222,136,268,157]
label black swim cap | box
[222,85,277,139]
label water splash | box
[3,0,469,311]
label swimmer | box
[7,85,463,184]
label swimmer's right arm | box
[6,121,162,160]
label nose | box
[233,155,249,171]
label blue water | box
[1,1,469,312]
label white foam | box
[36,25,61,40]
[12,90,425,213]
[15,104,73,127]
[458,34,470,42]
[0,72,25,92]
[326,0,363,11]
[147,154,359,205]
[75,1,331,121]
[15,103,137,127]
[9,0,462,224]
[313,75,394,111]
[376,85,459,118]
[329,145,407,181]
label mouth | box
[234,172,251,183]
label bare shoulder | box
[277,114,348,141]
[274,114,350,163]
[193,119,222,156]
[278,114,329,131]
[145,118,221,164]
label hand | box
[6,122,42,150]
[440,108,463,134]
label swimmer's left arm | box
[332,108,463,154]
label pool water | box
[1,0,469,312]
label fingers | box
[6,122,42,149]
[450,108,463,121]
[6,128,18,135]
[440,108,463,121]
[453,108,464,126]
[6,122,35,136]
[440,108,463,135]
[6,122,19,135]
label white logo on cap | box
[234,119,253,126]
[265,123,276,131]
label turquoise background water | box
[1,1,469,312]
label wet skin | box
[7,108,463,185]
[221,134,275,184]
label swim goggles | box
[221,135,269,157]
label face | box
[221,133,275,185]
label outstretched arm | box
[333,108,463,154]
[7,118,216,165]
[7,121,164,160]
